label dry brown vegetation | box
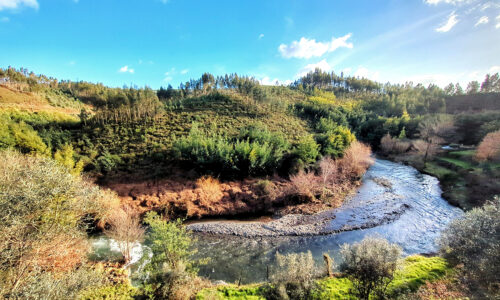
[380,134,411,155]
[107,141,373,219]
[475,130,500,161]
[104,205,145,264]
[413,279,468,300]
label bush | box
[380,133,410,155]
[173,123,289,177]
[316,126,356,157]
[475,130,500,161]
[438,198,500,293]
[0,150,114,297]
[340,237,402,300]
[292,134,320,165]
[267,251,318,300]
[141,211,205,299]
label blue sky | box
[1,0,499,88]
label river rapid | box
[91,159,463,284]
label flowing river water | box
[91,159,464,284]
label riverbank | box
[186,173,409,237]
[196,255,464,300]
[383,148,500,210]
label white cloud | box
[496,14,500,28]
[425,0,470,5]
[180,69,189,74]
[279,34,353,59]
[353,66,380,81]
[0,0,38,11]
[341,67,352,75]
[436,12,459,32]
[68,61,76,66]
[490,65,500,73]
[474,16,489,26]
[119,65,134,73]
[296,59,332,77]
[259,76,292,86]
[258,33,264,39]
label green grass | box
[196,284,265,300]
[423,162,457,179]
[196,256,451,300]
[438,157,474,169]
[388,255,450,295]
[448,150,475,158]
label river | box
[91,159,463,284]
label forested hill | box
[1,67,499,184]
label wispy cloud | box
[496,14,500,29]
[180,69,189,74]
[0,0,38,11]
[119,65,134,73]
[474,16,489,26]
[258,33,264,39]
[353,66,380,80]
[425,0,471,5]
[0,16,9,22]
[296,59,331,77]
[279,34,353,59]
[259,76,292,86]
[436,12,459,32]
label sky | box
[0,0,499,89]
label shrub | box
[79,282,138,300]
[475,130,500,161]
[142,211,204,299]
[340,237,402,300]
[338,141,374,179]
[173,123,289,177]
[316,126,356,157]
[293,134,320,165]
[438,198,500,293]
[380,133,410,155]
[104,205,145,264]
[0,150,114,298]
[53,144,84,175]
[267,251,318,300]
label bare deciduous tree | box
[414,118,456,166]
[104,205,145,264]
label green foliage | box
[266,251,318,300]
[293,134,320,165]
[0,150,111,298]
[340,237,402,300]
[143,211,196,275]
[54,144,84,175]
[196,256,450,300]
[439,198,500,291]
[142,211,201,299]
[197,285,265,300]
[79,282,138,300]
[95,151,123,173]
[388,255,449,294]
[316,126,356,157]
[0,113,48,154]
[173,123,290,177]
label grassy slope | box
[0,85,85,115]
[196,256,451,300]
[422,149,500,210]
[79,92,312,173]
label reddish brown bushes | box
[286,141,373,206]
[475,130,500,161]
[380,134,411,155]
[104,205,145,263]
